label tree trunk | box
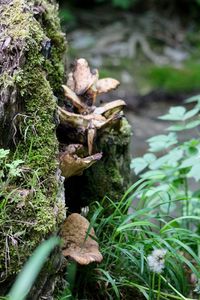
[0,0,132,298]
[0,0,66,297]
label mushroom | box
[57,106,106,129]
[58,106,122,154]
[59,58,126,154]
[93,99,126,118]
[67,58,99,96]
[96,78,120,94]
[62,84,88,113]
[59,144,102,178]
[60,213,103,265]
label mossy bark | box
[64,118,132,213]
[0,0,66,296]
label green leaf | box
[166,124,187,131]
[117,220,158,232]
[141,170,166,180]
[187,163,200,181]
[0,149,10,160]
[167,119,200,131]
[147,133,177,152]
[185,94,200,103]
[161,216,200,233]
[180,155,198,168]
[8,237,60,300]
[160,106,199,122]
[185,119,200,129]
[131,154,156,175]
[159,106,186,121]
[183,107,199,120]
[6,160,24,177]
[150,148,183,169]
[130,158,148,175]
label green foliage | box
[146,63,200,92]
[131,96,200,218]
[59,96,200,299]
[0,149,24,183]
[8,237,60,300]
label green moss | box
[79,119,132,206]
[0,0,66,281]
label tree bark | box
[0,0,66,297]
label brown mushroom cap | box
[59,150,102,178]
[93,99,126,118]
[68,58,99,96]
[96,78,120,94]
[60,213,103,265]
[62,85,88,113]
[57,106,106,129]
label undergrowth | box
[58,95,200,300]
[2,96,200,299]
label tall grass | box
[65,184,199,299]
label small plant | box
[131,95,200,219]
[0,148,24,217]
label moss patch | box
[78,118,132,208]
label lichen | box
[0,0,66,283]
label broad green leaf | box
[8,237,60,300]
[166,124,187,131]
[148,133,177,152]
[159,106,186,121]
[185,94,200,103]
[143,153,156,163]
[130,158,148,175]
[131,154,156,174]
[167,119,200,131]
[180,155,198,168]
[150,148,183,169]
[160,202,176,214]
[185,119,200,129]
[187,163,200,181]
[183,107,199,120]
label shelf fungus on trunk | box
[59,144,102,178]
[60,213,103,265]
[58,57,126,158]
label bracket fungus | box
[60,213,103,265]
[58,58,126,176]
[59,144,102,178]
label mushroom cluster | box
[58,58,126,179]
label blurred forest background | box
[58,0,200,156]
